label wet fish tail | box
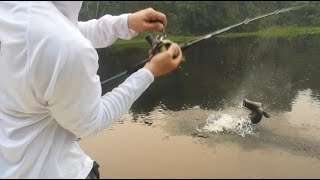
[263,111,271,118]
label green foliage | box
[79,1,320,36]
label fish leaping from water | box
[243,99,270,124]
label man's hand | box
[144,43,183,77]
[128,8,167,32]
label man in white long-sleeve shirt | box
[0,1,182,179]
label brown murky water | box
[80,118,320,179]
[80,95,320,178]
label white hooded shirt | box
[0,1,154,178]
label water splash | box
[197,112,258,137]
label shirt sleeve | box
[77,13,139,49]
[30,33,153,139]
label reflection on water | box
[286,89,320,127]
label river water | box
[80,35,320,178]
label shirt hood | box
[51,1,83,25]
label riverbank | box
[113,26,320,48]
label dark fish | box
[243,98,270,124]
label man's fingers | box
[147,10,167,30]
[144,21,164,32]
[167,43,181,58]
[148,49,153,58]
[167,43,183,65]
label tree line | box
[79,1,320,35]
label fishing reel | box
[145,33,179,58]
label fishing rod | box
[101,6,297,86]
